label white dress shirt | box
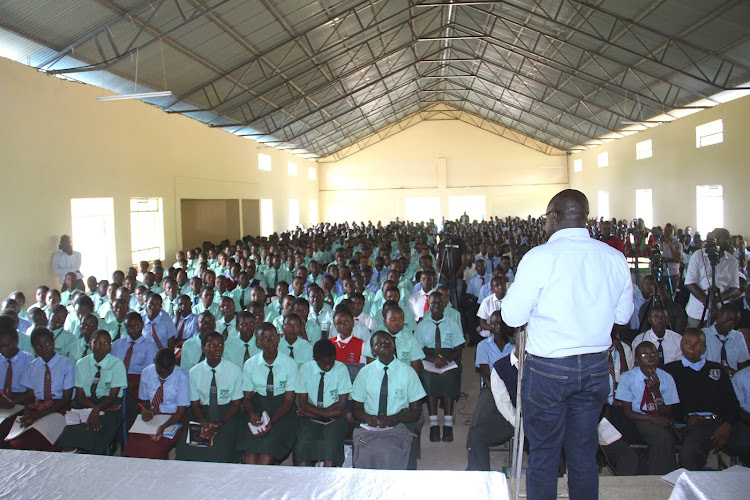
[490,351,519,427]
[501,228,633,358]
[406,289,432,321]
[631,329,683,365]
[52,250,83,284]
[684,249,740,319]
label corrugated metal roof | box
[1,0,749,160]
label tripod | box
[699,259,721,328]
[437,236,460,310]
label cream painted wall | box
[319,119,569,223]
[0,56,318,297]
[568,94,750,238]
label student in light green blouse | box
[105,299,129,343]
[179,312,216,372]
[192,287,219,319]
[48,304,76,359]
[239,322,298,465]
[224,311,261,368]
[176,332,243,463]
[216,296,238,341]
[295,340,352,467]
[67,314,99,363]
[351,331,426,470]
[292,298,323,345]
[57,330,127,454]
[364,305,424,373]
[279,314,313,366]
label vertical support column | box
[437,157,447,224]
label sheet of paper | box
[0,404,24,422]
[5,413,66,444]
[422,359,459,374]
[597,417,622,446]
[359,423,393,431]
[65,408,94,425]
[660,468,687,486]
[128,414,173,435]
[186,421,212,447]
[248,411,270,435]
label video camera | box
[705,237,721,266]
[649,244,664,282]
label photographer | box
[684,228,742,328]
[435,222,467,310]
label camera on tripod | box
[705,237,721,266]
[649,244,664,282]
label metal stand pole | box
[511,327,527,500]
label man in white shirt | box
[632,306,683,367]
[684,228,741,328]
[52,235,83,288]
[406,268,436,322]
[501,189,633,500]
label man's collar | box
[547,227,590,243]
[681,355,706,371]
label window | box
[71,198,117,282]
[448,196,486,221]
[288,199,299,230]
[636,140,652,160]
[696,119,723,148]
[287,161,297,176]
[130,198,165,264]
[573,158,582,172]
[258,152,272,171]
[309,200,318,226]
[696,185,724,236]
[308,166,317,180]
[635,189,653,228]
[597,191,610,220]
[260,199,273,236]
[405,197,440,223]
[597,152,609,168]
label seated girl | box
[239,322,298,465]
[124,348,190,459]
[294,340,351,467]
[57,329,127,454]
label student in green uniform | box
[179,312,216,371]
[57,329,127,454]
[67,314,99,363]
[216,296,237,340]
[414,292,464,443]
[239,322,298,465]
[279,313,313,366]
[105,299,129,343]
[224,311,261,368]
[351,331,426,470]
[364,304,424,373]
[47,304,76,359]
[295,340,352,467]
[175,332,242,463]
[192,287,219,319]
[292,298,323,344]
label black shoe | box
[442,426,454,442]
[429,425,441,442]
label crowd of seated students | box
[2,216,750,474]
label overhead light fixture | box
[97,91,173,102]
[621,120,670,125]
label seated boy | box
[57,330,127,454]
[47,304,76,359]
[702,304,749,374]
[295,340,352,467]
[142,294,178,351]
[406,268,436,322]
[217,296,238,340]
[615,341,679,474]
[192,287,219,319]
[105,298,130,342]
[351,331,426,470]
[477,276,507,339]
[0,317,35,441]
[111,312,159,393]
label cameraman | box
[684,228,742,328]
[436,221,467,310]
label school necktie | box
[243,344,251,364]
[481,276,485,286]
[152,378,165,414]
[176,319,186,342]
[434,322,442,352]
[124,341,135,371]
[423,293,430,313]
[113,324,122,342]
[208,368,219,421]
[151,324,164,350]
[378,366,388,419]
[90,364,101,399]
[288,346,294,359]
[656,338,665,367]
[266,365,274,396]
[608,348,617,393]
[717,335,729,367]
[4,359,12,395]
[82,344,90,357]
[317,372,325,408]
[193,295,199,306]
[44,363,53,401]
[273,271,278,289]
[221,323,229,341]
[639,379,659,415]
[240,289,246,310]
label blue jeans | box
[521,351,609,500]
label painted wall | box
[180,199,241,250]
[319,119,569,223]
[0,56,318,298]
[568,93,750,238]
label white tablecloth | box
[669,465,750,500]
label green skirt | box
[293,415,348,465]
[56,399,123,455]
[421,348,462,400]
[175,403,241,463]
[237,393,297,460]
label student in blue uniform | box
[57,329,127,454]
[239,322,298,465]
[294,340,352,467]
[0,317,35,442]
[142,294,178,351]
